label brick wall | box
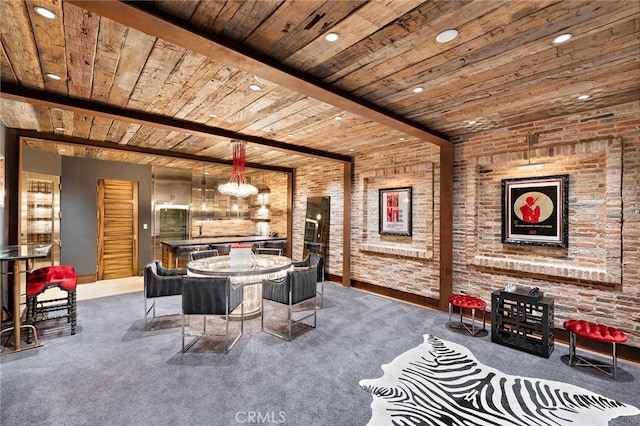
[292,161,345,269]
[293,101,639,348]
[452,101,640,347]
[351,142,441,298]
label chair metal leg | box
[471,308,476,336]
[262,297,317,342]
[567,332,619,378]
[287,304,293,341]
[69,290,77,335]
[25,295,36,344]
[569,332,576,365]
[612,343,617,379]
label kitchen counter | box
[160,236,287,268]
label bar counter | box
[161,236,287,268]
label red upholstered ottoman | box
[563,319,627,379]
[448,294,487,336]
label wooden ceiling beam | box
[0,83,351,163]
[69,0,450,148]
[14,130,294,173]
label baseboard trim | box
[340,278,639,364]
[77,274,97,284]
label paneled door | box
[97,179,138,280]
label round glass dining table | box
[187,254,292,318]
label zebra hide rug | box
[360,334,639,426]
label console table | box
[491,290,554,358]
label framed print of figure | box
[501,175,569,247]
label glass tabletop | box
[187,254,292,277]
[0,244,52,261]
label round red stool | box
[25,265,78,342]
[563,319,627,379]
[448,294,487,336]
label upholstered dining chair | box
[188,249,219,262]
[181,276,244,353]
[210,244,231,255]
[143,260,186,330]
[293,253,324,307]
[254,248,281,256]
[261,265,318,341]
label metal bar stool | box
[25,265,78,342]
[563,319,627,379]
[448,294,486,336]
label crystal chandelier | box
[218,141,258,198]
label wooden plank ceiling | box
[0,0,638,171]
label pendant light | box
[218,141,258,197]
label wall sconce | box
[516,132,554,167]
[257,173,270,206]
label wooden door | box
[97,179,138,280]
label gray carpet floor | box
[1,282,638,426]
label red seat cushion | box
[27,266,78,296]
[563,319,627,344]
[448,294,486,310]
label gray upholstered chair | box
[188,249,219,262]
[293,253,324,307]
[254,248,281,256]
[210,244,231,255]
[181,276,244,353]
[261,265,317,341]
[143,260,186,330]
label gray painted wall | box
[61,156,152,276]
[22,147,62,175]
[21,148,152,276]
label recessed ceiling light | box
[34,6,56,19]
[249,84,261,91]
[577,94,590,100]
[208,113,217,118]
[412,86,424,94]
[553,33,573,44]
[555,81,595,96]
[46,73,61,80]
[54,127,64,131]
[334,116,342,121]
[468,120,477,125]
[399,137,406,141]
[436,29,458,43]
[287,134,293,137]
[325,32,339,42]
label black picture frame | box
[379,187,412,236]
[501,175,569,247]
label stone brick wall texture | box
[453,101,639,347]
[294,101,639,348]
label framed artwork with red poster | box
[501,175,569,248]
[379,187,412,236]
